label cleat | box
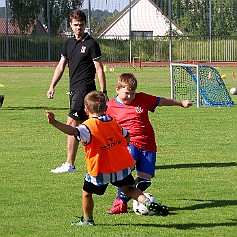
[70,217,95,226]
[51,162,76,173]
[108,199,129,214]
[112,197,121,206]
[146,201,169,216]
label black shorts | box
[68,84,96,121]
[83,173,135,195]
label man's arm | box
[47,56,68,99]
[94,58,107,94]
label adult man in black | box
[47,9,107,173]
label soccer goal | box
[170,63,235,108]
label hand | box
[45,110,55,124]
[181,100,192,108]
[104,93,109,101]
[47,88,54,99]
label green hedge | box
[0,35,236,62]
[0,35,65,62]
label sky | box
[82,0,129,12]
[0,0,5,8]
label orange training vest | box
[82,117,135,177]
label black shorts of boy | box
[83,173,135,195]
[68,84,96,121]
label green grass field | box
[0,66,236,237]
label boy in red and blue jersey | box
[106,73,192,214]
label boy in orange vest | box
[45,90,169,226]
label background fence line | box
[0,35,236,63]
[0,0,236,63]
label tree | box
[154,0,237,36]
[82,9,116,35]
[8,0,83,35]
[212,0,237,36]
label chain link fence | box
[0,0,236,62]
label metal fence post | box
[47,0,51,62]
[88,0,91,35]
[129,0,132,63]
[169,0,172,63]
[5,0,9,61]
[209,0,212,62]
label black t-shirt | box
[62,33,102,91]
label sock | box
[117,187,132,204]
[142,198,150,206]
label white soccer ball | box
[230,87,237,95]
[133,193,158,216]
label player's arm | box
[45,110,78,136]
[158,97,192,108]
[94,58,107,96]
[47,56,68,99]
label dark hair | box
[70,9,87,23]
[84,91,106,114]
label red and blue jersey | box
[106,92,160,152]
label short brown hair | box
[116,73,137,90]
[84,91,106,114]
[70,9,87,23]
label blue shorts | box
[128,144,156,177]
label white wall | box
[101,0,181,38]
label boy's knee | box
[82,190,92,198]
[135,177,151,191]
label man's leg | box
[66,116,81,165]
[51,116,81,173]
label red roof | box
[0,18,46,35]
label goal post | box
[170,63,201,107]
[170,63,235,108]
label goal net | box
[170,63,234,108]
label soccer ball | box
[230,87,237,95]
[133,193,158,216]
[221,74,226,79]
